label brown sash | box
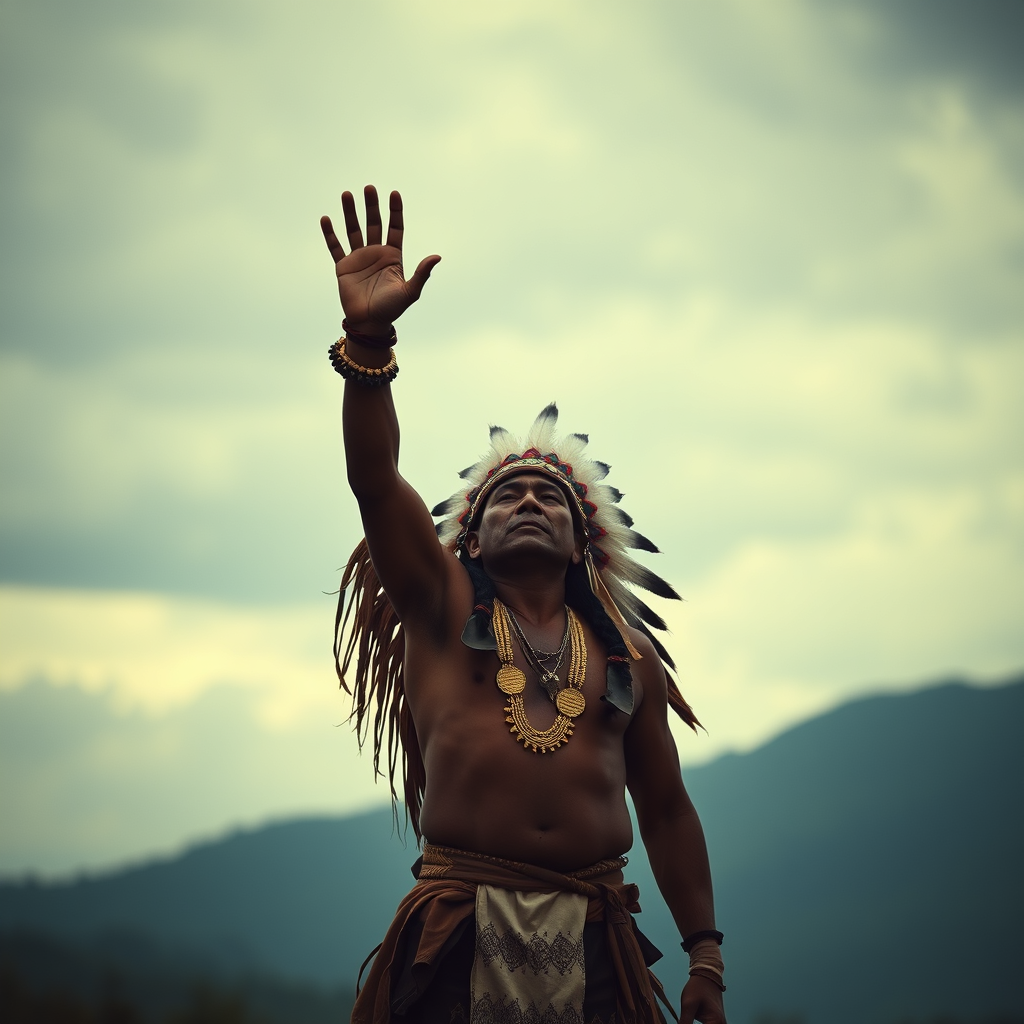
[350,844,674,1024]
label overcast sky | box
[1,0,1022,876]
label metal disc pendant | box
[555,688,586,718]
[497,665,527,694]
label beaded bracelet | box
[328,338,399,386]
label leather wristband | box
[343,318,396,351]
[681,929,724,953]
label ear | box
[465,531,482,560]
[571,534,586,565]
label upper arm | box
[624,630,694,832]
[354,472,457,626]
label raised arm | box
[320,186,447,622]
[624,634,727,1024]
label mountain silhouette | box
[2,677,1021,1024]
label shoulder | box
[624,626,668,694]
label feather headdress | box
[430,402,685,680]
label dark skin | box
[321,186,726,1024]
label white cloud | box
[0,585,394,875]
[668,484,1024,763]
[0,585,336,716]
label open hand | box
[320,186,441,331]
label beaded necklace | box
[492,599,587,753]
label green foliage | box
[164,985,251,1024]
[892,1017,1024,1024]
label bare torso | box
[405,562,641,872]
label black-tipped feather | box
[630,563,682,601]
[631,595,668,631]
[625,530,659,553]
[570,432,589,443]
[458,464,478,480]
[636,619,678,672]
[431,497,461,517]
[536,402,558,421]
[609,507,635,527]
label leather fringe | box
[334,538,426,838]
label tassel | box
[586,550,643,661]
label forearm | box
[341,336,401,500]
[641,800,717,940]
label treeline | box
[750,1015,1024,1024]
[0,930,353,1024]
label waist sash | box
[351,844,672,1024]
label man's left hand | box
[678,974,727,1024]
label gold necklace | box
[492,599,587,753]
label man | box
[321,186,727,1024]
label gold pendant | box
[555,688,586,717]
[496,665,526,694]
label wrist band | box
[329,338,398,386]
[681,929,724,953]
[687,938,726,993]
[342,318,396,351]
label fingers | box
[406,254,442,300]
[341,191,364,250]
[328,186,414,259]
[386,190,405,250]
[364,185,383,246]
[320,216,345,263]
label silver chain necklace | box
[505,606,571,701]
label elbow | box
[345,460,398,502]
[346,466,403,510]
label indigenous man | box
[321,186,727,1024]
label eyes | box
[492,485,566,506]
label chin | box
[502,536,571,564]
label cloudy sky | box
[1,0,1022,876]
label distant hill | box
[676,677,1023,1024]
[0,928,353,1023]
[2,677,1021,1024]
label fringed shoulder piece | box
[334,538,426,838]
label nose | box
[514,488,544,514]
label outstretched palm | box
[320,186,440,329]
